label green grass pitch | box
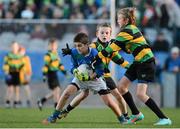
[0,107,179,128]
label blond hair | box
[96,23,112,32]
[118,7,136,25]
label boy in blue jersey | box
[57,23,129,120]
[42,32,129,124]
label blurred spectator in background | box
[21,2,35,19]
[39,1,52,19]
[153,32,170,82]
[46,23,65,39]
[164,46,180,73]
[4,10,14,19]
[0,0,111,20]
[156,1,170,29]
[142,0,157,28]
[77,25,89,34]
[152,32,170,52]
[31,24,47,39]
[164,0,180,47]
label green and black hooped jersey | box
[90,39,129,77]
[98,24,154,63]
[3,52,25,73]
[42,50,66,75]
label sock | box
[6,100,10,104]
[13,101,17,108]
[123,112,128,118]
[145,98,167,119]
[14,101,17,105]
[122,91,140,115]
[54,102,57,108]
[41,97,47,104]
[66,104,74,112]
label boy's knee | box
[63,91,71,99]
[118,86,128,95]
[136,92,146,101]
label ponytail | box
[118,7,136,25]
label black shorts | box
[70,82,80,91]
[104,77,117,90]
[47,71,60,90]
[6,72,20,86]
[98,89,110,95]
[125,58,155,83]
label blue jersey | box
[70,48,104,77]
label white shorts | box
[72,77,107,94]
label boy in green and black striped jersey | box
[37,38,67,110]
[97,7,171,125]
[3,41,25,108]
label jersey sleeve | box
[3,55,9,74]
[58,58,67,75]
[92,49,104,77]
[42,54,50,75]
[89,43,96,48]
[25,56,32,75]
[111,51,129,68]
[70,50,78,74]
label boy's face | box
[49,42,58,51]
[74,42,89,55]
[96,27,111,43]
[117,14,128,28]
[11,42,19,54]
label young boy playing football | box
[58,23,130,119]
[43,32,131,124]
[37,38,67,110]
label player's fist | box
[62,43,71,56]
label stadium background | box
[0,0,179,109]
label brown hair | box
[118,7,136,25]
[74,32,89,45]
[96,23,112,32]
[48,37,57,45]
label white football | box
[77,64,93,75]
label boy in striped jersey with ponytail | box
[96,7,172,125]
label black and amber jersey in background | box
[90,39,129,77]
[3,52,25,74]
[42,50,66,75]
[98,24,154,63]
